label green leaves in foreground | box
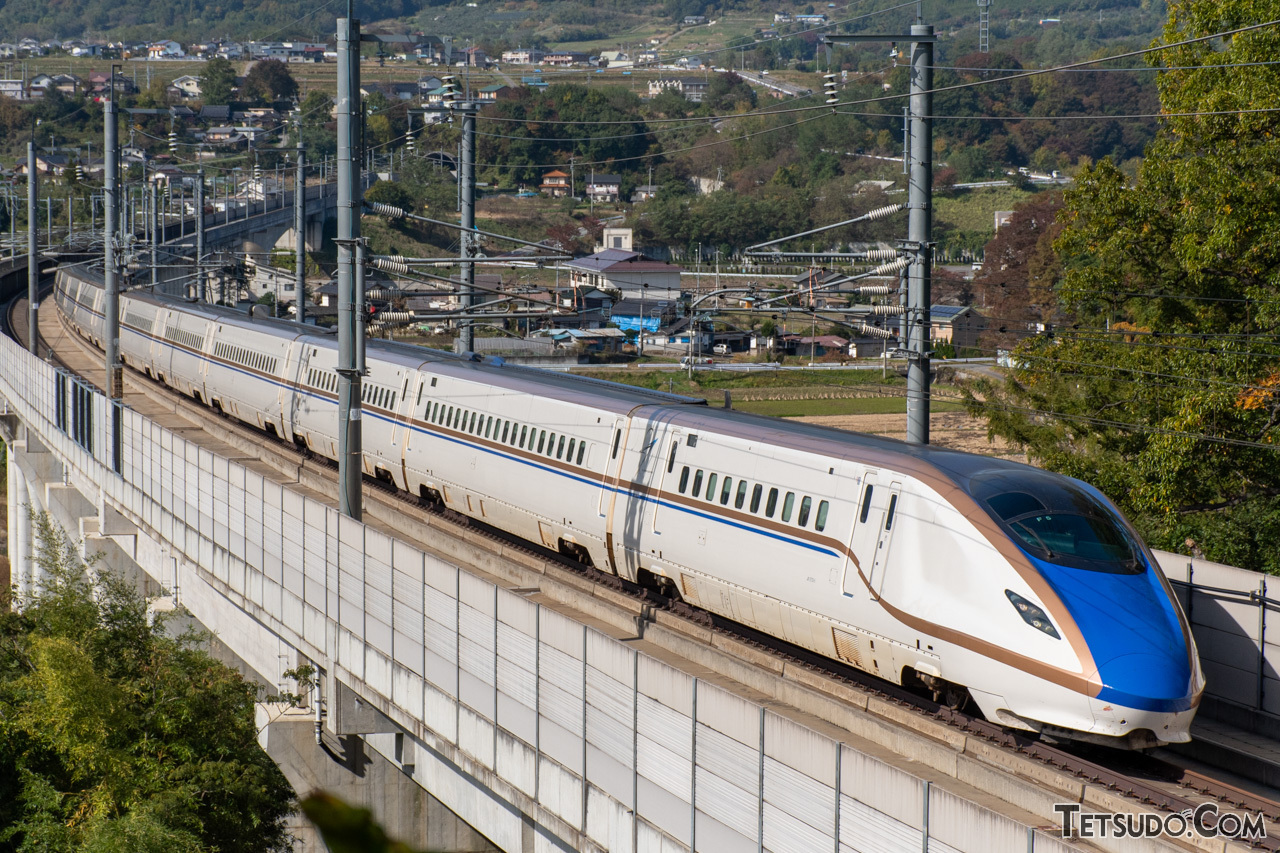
[0,512,294,853]
[966,0,1280,572]
[300,793,423,853]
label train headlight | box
[1005,590,1060,640]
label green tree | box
[242,59,298,104]
[0,513,295,852]
[966,0,1280,572]
[200,57,237,105]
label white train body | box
[56,271,1204,747]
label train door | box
[844,471,881,595]
[867,481,902,595]
[286,343,311,441]
[598,417,628,519]
[652,427,683,533]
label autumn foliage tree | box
[966,0,1280,571]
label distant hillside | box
[0,0,1165,59]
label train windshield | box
[971,471,1145,574]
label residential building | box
[683,15,708,25]
[565,249,683,300]
[630,184,659,203]
[476,84,514,102]
[774,12,793,22]
[596,227,633,252]
[795,13,829,23]
[171,75,201,98]
[0,79,26,100]
[586,174,621,203]
[148,40,185,59]
[599,50,631,68]
[461,46,487,67]
[542,51,589,67]
[539,169,571,198]
[928,305,986,349]
[502,48,543,65]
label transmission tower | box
[977,0,992,53]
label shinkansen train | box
[55,268,1203,748]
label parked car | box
[679,356,714,367]
[712,344,731,355]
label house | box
[795,13,829,23]
[34,154,70,175]
[795,335,850,359]
[539,169,571,198]
[636,49,661,66]
[501,48,543,65]
[461,46,487,67]
[638,316,713,355]
[683,15,707,25]
[774,12,792,23]
[522,76,549,88]
[201,104,232,122]
[928,305,985,349]
[630,184,659,203]
[17,38,44,56]
[0,79,27,100]
[476,84,514,102]
[542,51,589,67]
[148,40,185,59]
[412,36,450,64]
[586,174,621,203]
[417,75,444,95]
[609,298,680,338]
[362,81,419,101]
[596,227,633,252]
[565,249,683,300]
[599,50,631,68]
[171,75,202,98]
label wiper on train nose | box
[1013,521,1054,557]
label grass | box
[933,185,1039,235]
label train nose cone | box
[1092,651,1196,713]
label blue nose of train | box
[1031,556,1196,713]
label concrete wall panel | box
[763,754,835,842]
[840,746,923,829]
[496,726,536,798]
[927,785,1026,853]
[840,795,920,853]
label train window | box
[537,431,547,453]
[611,429,621,459]
[782,492,796,522]
[884,495,897,531]
[446,406,454,427]
[798,496,813,527]
[417,383,424,407]
[679,466,691,493]
[557,436,566,458]
[484,417,492,439]
[666,441,677,473]
[733,481,747,509]
[546,433,556,455]
[431,377,438,387]
[502,421,510,443]
[576,442,586,465]
[519,426,528,448]
[567,438,576,461]
[765,488,779,517]
[470,412,478,433]
[815,500,830,532]
[720,477,733,505]
[705,473,717,500]
[750,484,763,513]
[859,486,874,524]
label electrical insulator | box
[168,130,178,154]
[823,73,838,105]
[440,75,457,108]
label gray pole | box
[150,176,158,290]
[196,170,206,302]
[26,141,37,354]
[295,144,306,324]
[905,24,933,445]
[355,238,367,365]
[336,7,363,520]
[459,104,476,352]
[104,77,122,399]
[67,193,71,242]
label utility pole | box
[459,102,477,352]
[905,24,933,445]
[295,144,306,323]
[195,170,206,301]
[104,68,122,399]
[27,138,37,354]
[150,173,158,290]
[336,0,364,520]
[820,25,935,444]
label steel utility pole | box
[150,173,158,290]
[336,0,364,520]
[104,69,122,399]
[196,170,206,301]
[295,144,306,323]
[821,24,934,444]
[459,102,477,353]
[26,139,37,354]
[905,24,933,446]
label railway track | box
[11,285,1280,850]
